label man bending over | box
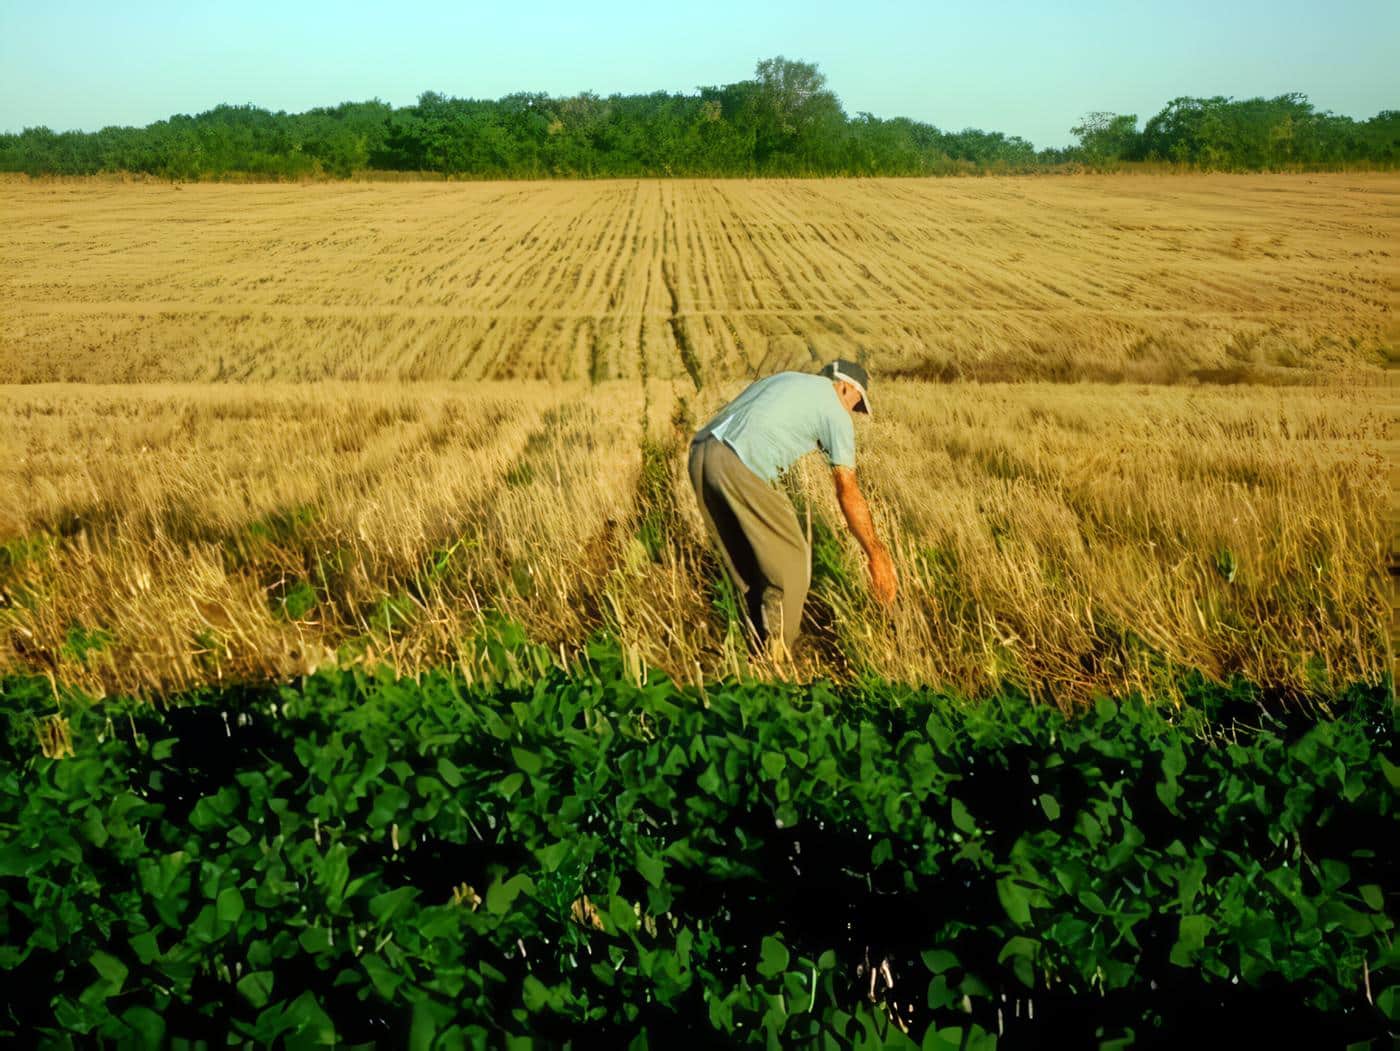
[688,359,898,655]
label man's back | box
[694,371,856,483]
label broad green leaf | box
[997,877,1032,926]
[362,953,402,999]
[1074,811,1103,846]
[190,904,219,944]
[512,747,543,775]
[369,784,410,827]
[998,935,1039,988]
[1161,742,1186,779]
[1178,857,1206,912]
[1170,914,1211,966]
[950,798,975,834]
[236,970,274,1008]
[925,716,954,753]
[921,949,959,974]
[128,931,160,965]
[281,990,336,1043]
[1378,984,1399,1021]
[486,874,533,916]
[536,840,571,872]
[90,950,128,992]
[636,848,665,888]
[522,974,551,1013]
[872,838,893,866]
[1380,755,1400,790]
[757,935,789,979]
[370,886,418,923]
[696,763,722,796]
[299,926,333,953]
[997,936,1039,961]
[121,1005,166,1047]
[216,886,245,925]
[608,895,639,932]
[150,738,176,761]
[921,1025,962,1051]
[436,756,463,787]
[927,975,955,1010]
[0,844,31,877]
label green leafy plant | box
[60,623,112,663]
[271,579,317,621]
[0,640,1393,1047]
[1214,547,1239,583]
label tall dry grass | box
[3,175,1391,703]
[0,380,1387,707]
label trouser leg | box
[757,537,810,652]
[689,439,810,651]
[689,441,764,642]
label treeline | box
[2,58,1396,179]
[1072,94,1400,170]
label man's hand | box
[868,545,898,606]
[832,467,898,607]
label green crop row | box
[0,637,1395,1048]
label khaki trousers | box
[688,437,810,651]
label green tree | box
[1070,112,1141,167]
[748,56,845,170]
[1,63,1395,180]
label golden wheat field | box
[0,174,1395,704]
[4,174,1397,385]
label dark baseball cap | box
[819,359,872,415]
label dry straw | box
[0,380,1386,707]
[1,173,1393,705]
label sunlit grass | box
[0,380,1386,706]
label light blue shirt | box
[694,372,856,482]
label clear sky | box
[1,0,1396,148]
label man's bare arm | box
[832,467,883,559]
[833,467,897,604]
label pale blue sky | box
[1,0,1396,147]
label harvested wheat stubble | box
[2,174,1397,385]
[0,380,1387,705]
[1,174,1392,701]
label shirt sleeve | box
[817,401,857,470]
